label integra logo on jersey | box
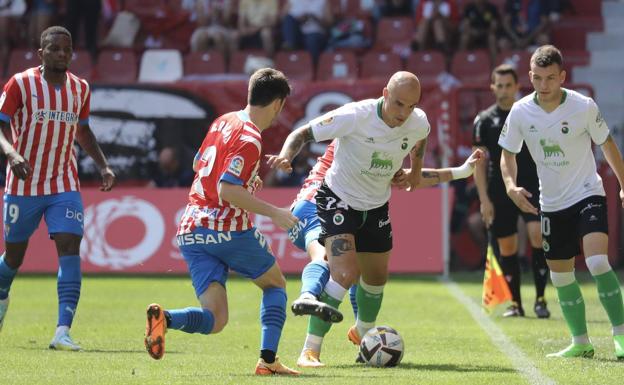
[33,110,79,124]
[228,156,245,177]
[177,232,232,246]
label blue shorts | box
[177,227,275,297]
[3,192,84,243]
[288,199,322,251]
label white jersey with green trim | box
[498,88,608,212]
[309,98,430,210]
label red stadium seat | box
[360,51,403,79]
[70,50,93,80]
[497,50,531,87]
[184,51,226,76]
[316,51,358,81]
[95,50,138,83]
[228,49,267,74]
[450,50,491,85]
[6,49,40,77]
[374,17,414,51]
[405,51,445,87]
[568,0,602,16]
[551,25,588,51]
[274,51,313,81]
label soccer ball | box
[359,326,404,367]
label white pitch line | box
[441,277,557,385]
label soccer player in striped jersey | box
[0,26,115,350]
[144,68,300,375]
[500,45,624,358]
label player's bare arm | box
[266,125,314,173]
[0,120,31,180]
[600,134,624,207]
[395,148,484,190]
[218,181,297,230]
[472,145,494,226]
[501,149,538,215]
[403,137,427,188]
[75,124,116,191]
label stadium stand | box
[275,51,314,81]
[360,51,403,80]
[184,51,227,76]
[138,49,183,83]
[316,51,358,81]
[94,49,138,83]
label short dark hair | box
[530,45,563,69]
[248,68,291,107]
[491,63,518,84]
[40,26,72,49]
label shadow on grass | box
[15,346,181,354]
[333,362,515,373]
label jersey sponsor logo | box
[288,217,308,243]
[32,110,79,124]
[227,155,244,177]
[176,231,232,246]
[539,139,565,158]
[401,137,408,150]
[580,202,602,215]
[65,208,84,223]
[370,151,393,170]
[378,217,390,228]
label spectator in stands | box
[281,0,333,64]
[373,0,413,21]
[459,0,500,62]
[237,0,278,56]
[0,0,26,69]
[148,146,195,188]
[65,0,101,62]
[499,0,550,51]
[28,1,58,48]
[413,0,459,53]
[187,0,237,60]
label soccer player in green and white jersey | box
[268,72,480,364]
[499,45,624,359]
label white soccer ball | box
[359,326,404,367]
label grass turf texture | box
[1,273,623,384]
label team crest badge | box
[320,116,334,126]
[228,155,245,177]
[561,121,569,134]
[333,211,344,225]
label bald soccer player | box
[267,72,477,365]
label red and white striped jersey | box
[294,140,335,204]
[177,110,262,234]
[0,67,90,196]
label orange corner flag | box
[482,244,512,314]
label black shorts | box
[541,195,609,260]
[315,181,392,253]
[489,188,540,238]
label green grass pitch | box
[1,273,624,384]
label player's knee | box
[331,268,358,288]
[211,312,228,333]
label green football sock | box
[593,270,624,327]
[356,283,384,323]
[556,281,587,337]
[307,291,342,337]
